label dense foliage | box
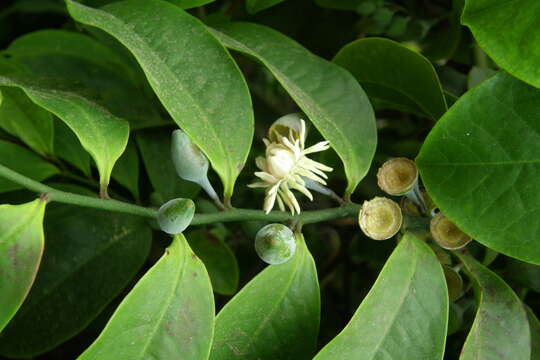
[0,0,539,359]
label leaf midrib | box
[137,239,188,359]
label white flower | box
[249,119,333,214]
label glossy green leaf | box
[0,199,46,332]
[457,253,530,360]
[0,87,54,156]
[0,140,59,193]
[111,139,139,198]
[314,233,448,360]
[0,206,151,357]
[246,0,286,14]
[211,22,376,197]
[78,234,214,360]
[6,29,165,129]
[0,74,129,194]
[136,128,200,201]
[525,306,540,360]
[53,117,91,176]
[333,37,447,120]
[186,229,239,295]
[417,72,540,264]
[462,0,540,88]
[211,234,319,360]
[66,0,254,198]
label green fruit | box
[254,224,296,265]
[157,198,195,235]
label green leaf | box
[136,128,200,201]
[0,205,151,357]
[0,74,129,195]
[66,0,254,198]
[0,87,54,156]
[246,0,286,14]
[416,72,540,264]
[462,0,540,88]
[0,199,46,332]
[111,139,139,199]
[6,29,165,129]
[167,0,216,9]
[0,140,59,193]
[212,22,376,197]
[53,118,92,177]
[456,252,530,360]
[333,37,447,120]
[78,234,214,360]
[502,258,540,293]
[186,229,239,295]
[314,233,448,360]
[210,234,319,360]
[525,306,540,359]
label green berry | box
[255,224,296,265]
[157,198,195,235]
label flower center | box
[267,147,296,179]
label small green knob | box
[157,198,195,235]
[255,224,296,265]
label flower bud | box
[443,265,463,302]
[157,198,195,235]
[430,212,472,250]
[171,130,220,204]
[377,157,418,196]
[171,129,209,183]
[359,197,403,240]
[268,113,306,143]
[255,223,296,265]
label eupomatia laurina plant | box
[0,0,539,359]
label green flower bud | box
[171,130,220,204]
[255,223,296,265]
[157,198,195,235]
[171,129,209,183]
[430,212,472,250]
[359,197,403,240]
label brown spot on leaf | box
[8,244,19,268]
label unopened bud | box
[171,130,220,204]
[268,113,306,143]
[171,129,209,183]
[443,265,463,302]
[255,223,296,265]
[157,198,195,235]
[359,197,403,240]
[430,213,472,250]
[377,157,418,195]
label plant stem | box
[0,164,361,225]
[0,164,157,218]
[191,204,361,225]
